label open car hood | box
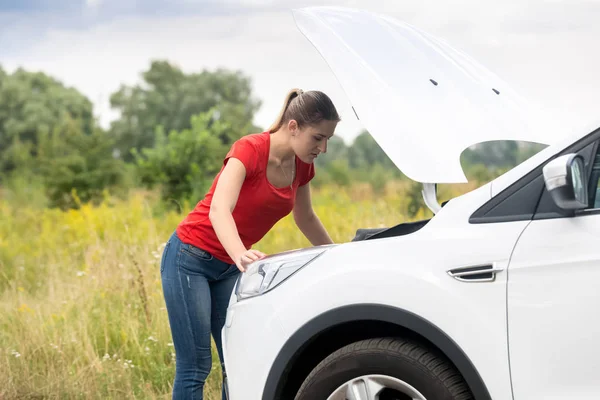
[292,6,565,183]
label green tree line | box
[0,61,545,210]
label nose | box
[318,140,327,154]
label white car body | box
[222,6,600,400]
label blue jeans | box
[160,231,240,400]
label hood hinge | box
[422,183,442,214]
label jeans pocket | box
[160,240,171,274]
[181,244,213,261]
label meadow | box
[0,181,476,399]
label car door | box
[507,140,600,400]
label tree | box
[133,108,234,205]
[109,60,262,161]
[314,136,348,170]
[461,141,519,169]
[0,66,94,175]
[37,117,126,209]
[516,142,546,164]
[347,130,399,173]
[325,159,352,187]
[461,140,545,170]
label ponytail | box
[268,88,303,133]
[268,88,339,133]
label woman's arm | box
[209,158,265,271]
[293,183,334,246]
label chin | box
[300,154,316,163]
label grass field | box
[0,181,477,399]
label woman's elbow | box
[210,198,236,222]
[294,208,316,225]
[209,205,224,223]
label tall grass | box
[0,181,476,399]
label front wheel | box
[294,337,473,400]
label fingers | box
[237,249,268,273]
[235,263,246,273]
[244,250,266,262]
[241,255,253,267]
[246,251,260,261]
[251,250,267,258]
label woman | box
[160,88,340,399]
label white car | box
[222,6,600,400]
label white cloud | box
[86,0,103,8]
[3,0,600,143]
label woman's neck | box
[269,128,295,162]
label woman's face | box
[289,119,337,163]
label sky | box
[1,0,600,143]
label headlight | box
[235,246,334,301]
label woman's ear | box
[288,119,299,136]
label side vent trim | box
[447,264,504,282]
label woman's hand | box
[235,249,267,272]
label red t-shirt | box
[176,131,315,264]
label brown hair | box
[268,88,341,133]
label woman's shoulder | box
[224,131,269,175]
[232,131,270,158]
[235,131,270,148]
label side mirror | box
[543,153,588,211]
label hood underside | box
[292,6,565,183]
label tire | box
[294,337,473,400]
